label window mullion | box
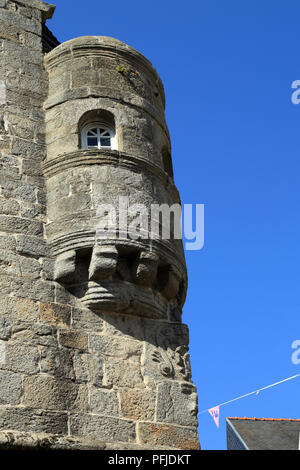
[97,127,101,149]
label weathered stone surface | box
[15,234,46,257]
[72,307,103,332]
[89,245,118,281]
[11,321,57,347]
[89,333,142,361]
[104,313,144,341]
[105,359,144,389]
[0,215,43,235]
[59,329,88,351]
[73,351,103,386]
[0,408,68,435]
[23,375,79,411]
[0,2,200,451]
[0,430,108,450]
[70,413,136,443]
[54,250,76,283]
[0,197,20,215]
[141,321,193,387]
[0,296,39,322]
[119,387,155,421]
[137,422,200,450]
[40,302,71,327]
[0,340,39,375]
[90,387,119,416]
[0,317,11,340]
[156,381,198,427]
[11,278,55,302]
[40,345,74,379]
[0,370,22,405]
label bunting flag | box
[208,406,220,428]
[200,374,300,430]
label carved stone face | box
[44,36,188,319]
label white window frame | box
[81,123,116,150]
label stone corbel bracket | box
[53,242,187,319]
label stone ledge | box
[42,149,178,197]
[14,0,55,20]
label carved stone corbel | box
[134,251,159,287]
[54,250,76,283]
[158,265,181,300]
[89,245,118,281]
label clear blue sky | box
[49,0,300,450]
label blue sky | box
[49,0,300,449]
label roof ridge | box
[228,417,300,422]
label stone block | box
[89,387,119,416]
[0,341,39,375]
[119,387,155,421]
[11,278,55,303]
[72,307,103,333]
[103,313,144,341]
[0,296,39,322]
[11,321,57,348]
[40,346,74,380]
[0,234,16,251]
[11,138,45,160]
[70,414,136,443]
[0,370,22,405]
[59,329,88,351]
[105,359,144,389]
[141,339,192,387]
[89,333,141,362]
[0,277,11,295]
[73,351,103,386]
[0,250,41,279]
[40,302,71,327]
[72,68,100,88]
[0,407,68,435]
[48,193,91,219]
[23,375,79,411]
[0,196,20,215]
[0,317,11,340]
[137,422,200,450]
[0,215,43,236]
[41,258,54,280]
[156,381,198,427]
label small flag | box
[208,406,220,428]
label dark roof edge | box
[42,23,60,53]
[226,418,249,450]
[228,417,300,422]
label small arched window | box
[81,123,116,150]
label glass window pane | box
[100,138,111,147]
[102,131,110,136]
[87,137,98,147]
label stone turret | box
[0,0,200,450]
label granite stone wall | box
[0,0,200,450]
